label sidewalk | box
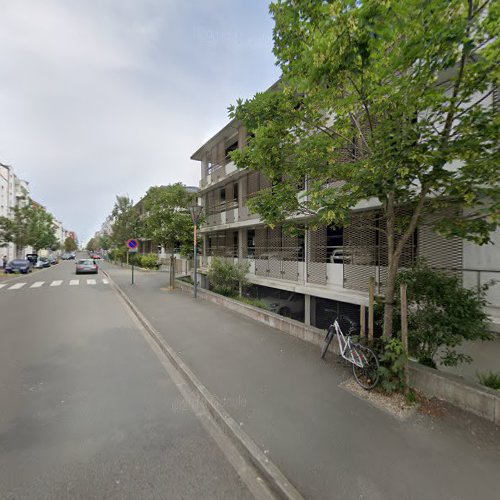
[102,262,500,500]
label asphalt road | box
[0,260,254,499]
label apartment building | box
[134,185,199,258]
[191,97,500,331]
[0,162,31,261]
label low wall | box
[409,362,500,425]
[177,280,500,425]
[176,280,331,350]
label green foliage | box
[477,372,500,391]
[110,195,141,247]
[236,296,270,310]
[377,338,408,394]
[230,0,500,338]
[0,216,15,247]
[10,201,58,252]
[65,236,78,252]
[108,246,127,263]
[207,258,249,297]
[143,184,195,256]
[97,234,112,251]
[137,253,159,269]
[395,264,494,368]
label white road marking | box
[0,284,6,289]
[50,280,63,287]
[87,279,96,285]
[8,283,26,290]
[102,279,109,284]
[30,281,45,288]
[69,279,79,286]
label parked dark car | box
[75,259,98,275]
[5,259,33,274]
[25,253,38,265]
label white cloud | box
[0,0,279,242]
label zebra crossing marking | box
[1,278,110,290]
[8,283,25,290]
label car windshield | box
[78,259,94,265]
[11,260,27,265]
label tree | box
[64,236,78,253]
[86,238,98,252]
[230,0,499,338]
[142,184,195,258]
[0,217,15,247]
[98,233,112,251]
[395,264,493,368]
[24,204,58,253]
[110,195,140,248]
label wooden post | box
[368,277,375,342]
[400,282,410,392]
[360,304,366,339]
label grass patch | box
[234,296,270,310]
[477,371,500,391]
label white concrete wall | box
[463,228,500,310]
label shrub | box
[394,263,493,368]
[477,372,500,391]
[109,247,127,263]
[376,337,408,394]
[139,253,159,269]
[207,258,249,297]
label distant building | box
[0,162,31,260]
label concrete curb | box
[103,270,304,500]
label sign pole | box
[127,238,139,286]
[193,223,198,298]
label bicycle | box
[320,315,379,390]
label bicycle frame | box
[331,319,366,368]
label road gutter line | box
[102,268,304,500]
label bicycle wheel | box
[351,344,379,390]
[320,327,334,359]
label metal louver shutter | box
[343,211,377,291]
[268,227,282,279]
[255,227,268,276]
[307,227,327,285]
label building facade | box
[0,162,31,261]
[191,107,500,331]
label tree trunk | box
[383,252,402,339]
[382,188,428,339]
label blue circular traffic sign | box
[127,239,138,249]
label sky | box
[0,0,280,244]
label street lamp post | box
[189,203,203,298]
